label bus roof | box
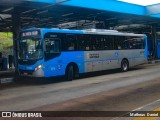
[84,29,145,37]
[23,28,145,37]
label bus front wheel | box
[66,65,74,81]
[121,60,129,72]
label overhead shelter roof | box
[117,0,160,6]
[29,0,160,18]
[0,0,160,32]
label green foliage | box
[0,32,13,56]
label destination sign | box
[21,31,39,37]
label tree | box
[0,32,13,57]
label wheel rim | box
[123,62,128,71]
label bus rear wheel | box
[66,65,74,81]
[121,60,129,72]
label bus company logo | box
[89,53,99,59]
[115,52,119,57]
[2,112,11,117]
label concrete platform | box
[148,60,160,64]
[0,69,15,84]
[0,69,15,77]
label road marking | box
[131,99,160,112]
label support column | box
[151,24,157,59]
[12,8,21,73]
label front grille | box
[19,69,34,75]
[18,60,37,65]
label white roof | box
[85,29,144,37]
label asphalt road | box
[1,63,160,120]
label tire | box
[66,65,74,81]
[121,60,129,72]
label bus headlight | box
[35,64,42,71]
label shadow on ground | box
[12,66,144,86]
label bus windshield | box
[18,37,43,60]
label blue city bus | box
[17,28,148,80]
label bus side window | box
[68,43,75,50]
[134,37,145,49]
[62,34,77,51]
[77,34,91,51]
[77,35,85,50]
[107,36,114,50]
[85,35,91,51]
[114,36,123,50]
[123,39,129,49]
[91,35,96,50]
[124,37,132,49]
[102,36,107,50]
[91,35,102,50]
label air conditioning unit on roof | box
[85,29,119,33]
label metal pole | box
[12,7,21,74]
[151,24,157,59]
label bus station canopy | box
[0,0,160,32]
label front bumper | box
[19,68,44,77]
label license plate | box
[23,72,28,75]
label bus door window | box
[45,38,60,53]
[34,41,43,59]
[44,34,61,61]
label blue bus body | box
[18,28,148,79]
[18,28,85,78]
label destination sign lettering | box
[21,31,39,37]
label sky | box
[117,0,160,6]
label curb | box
[148,60,160,64]
[148,61,156,64]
